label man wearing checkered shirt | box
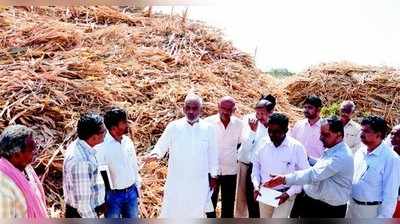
[63,112,107,218]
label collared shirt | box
[0,165,47,218]
[205,114,244,175]
[285,141,354,206]
[238,113,270,164]
[289,118,324,159]
[95,132,141,190]
[343,120,362,153]
[352,142,400,218]
[251,136,310,196]
[63,139,105,218]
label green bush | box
[321,102,340,117]
[268,68,295,78]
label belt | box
[240,161,251,166]
[110,184,135,193]
[352,198,382,206]
[276,187,290,193]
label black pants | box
[245,163,260,218]
[291,192,347,218]
[65,204,104,218]
[65,204,81,218]
[207,174,237,218]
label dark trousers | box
[65,204,82,218]
[245,163,260,218]
[207,174,237,218]
[65,204,104,218]
[291,192,347,218]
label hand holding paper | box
[275,192,290,205]
[256,187,281,208]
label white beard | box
[186,116,199,124]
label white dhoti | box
[234,162,249,218]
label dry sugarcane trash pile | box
[283,61,400,126]
[0,6,300,217]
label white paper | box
[256,187,282,208]
[204,190,214,212]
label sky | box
[154,0,400,72]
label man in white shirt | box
[95,107,141,218]
[340,100,362,153]
[348,116,400,218]
[252,113,309,218]
[235,94,276,218]
[144,93,219,218]
[205,96,243,218]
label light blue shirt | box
[285,141,354,206]
[352,142,400,218]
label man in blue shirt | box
[347,116,400,218]
[265,116,354,218]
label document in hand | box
[256,187,281,208]
[99,165,114,190]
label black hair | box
[361,116,389,139]
[104,107,128,130]
[77,112,104,141]
[304,95,322,108]
[257,94,276,112]
[323,116,344,136]
[268,113,289,131]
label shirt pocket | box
[362,165,382,187]
[281,160,296,173]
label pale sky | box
[155,0,400,72]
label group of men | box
[0,108,141,218]
[1,93,400,219]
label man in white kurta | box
[146,94,219,218]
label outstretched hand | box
[263,174,286,188]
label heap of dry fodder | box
[283,61,400,125]
[0,6,299,217]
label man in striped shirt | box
[63,112,107,218]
